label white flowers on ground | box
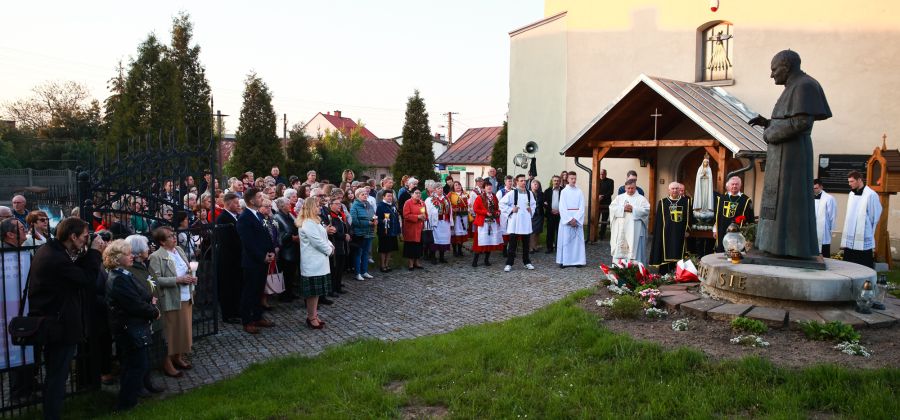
[671,318,690,331]
[596,298,616,307]
[607,284,632,295]
[834,341,872,357]
[645,307,668,318]
[730,335,769,348]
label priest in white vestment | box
[609,179,651,264]
[556,172,586,267]
[813,179,837,257]
[840,172,882,268]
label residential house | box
[435,126,501,190]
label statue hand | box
[748,115,769,128]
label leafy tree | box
[2,81,101,139]
[393,90,438,181]
[490,120,508,176]
[314,126,366,182]
[283,122,319,179]
[169,12,212,148]
[228,72,284,177]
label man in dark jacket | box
[543,175,562,253]
[28,217,104,420]
[273,197,299,302]
[235,188,276,334]
[598,169,615,240]
[215,193,243,324]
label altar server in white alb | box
[840,171,882,269]
[556,171,586,268]
[813,178,837,257]
[499,174,537,272]
[609,178,651,264]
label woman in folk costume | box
[448,181,470,257]
[425,187,454,263]
[471,182,504,267]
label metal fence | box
[0,169,75,204]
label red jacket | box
[473,193,500,227]
[402,198,426,242]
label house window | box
[699,21,734,82]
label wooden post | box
[875,193,894,269]
[590,147,610,242]
[647,155,657,235]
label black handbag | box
[123,323,153,348]
[8,272,58,346]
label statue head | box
[770,50,801,85]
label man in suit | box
[543,175,562,253]
[235,188,276,334]
[215,193,243,324]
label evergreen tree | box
[169,12,212,148]
[315,126,366,182]
[393,90,438,181]
[229,72,284,177]
[490,120,508,175]
[283,122,319,178]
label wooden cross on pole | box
[651,108,662,140]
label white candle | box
[189,261,199,274]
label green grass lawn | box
[39,289,899,419]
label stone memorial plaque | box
[817,154,868,192]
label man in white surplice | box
[556,171,586,268]
[609,179,651,264]
[499,174,537,272]
[840,171,882,269]
[813,178,837,257]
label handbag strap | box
[17,268,33,318]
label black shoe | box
[545,249,554,254]
[559,264,565,269]
[472,255,479,267]
[337,289,348,294]
[439,258,448,263]
[320,297,334,305]
[327,292,338,298]
[144,380,165,394]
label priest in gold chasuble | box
[650,183,692,274]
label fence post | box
[27,168,33,186]
[76,168,91,224]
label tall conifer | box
[229,72,284,177]
[393,90,438,181]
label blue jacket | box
[235,208,276,268]
[349,199,375,238]
[376,201,401,237]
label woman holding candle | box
[402,188,426,270]
[376,190,401,272]
[148,226,196,378]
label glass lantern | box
[722,223,746,263]
[872,273,889,311]
[855,279,875,314]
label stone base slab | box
[707,304,753,321]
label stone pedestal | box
[699,253,876,309]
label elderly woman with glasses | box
[148,226,196,378]
[103,239,160,411]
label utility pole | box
[443,111,458,144]
[210,96,229,182]
[283,113,287,141]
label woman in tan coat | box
[149,226,197,378]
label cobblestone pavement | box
[154,243,610,394]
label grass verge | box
[31,289,900,419]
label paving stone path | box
[155,244,609,394]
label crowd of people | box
[0,161,885,418]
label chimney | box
[326,111,331,116]
[334,110,341,118]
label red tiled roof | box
[435,126,501,165]
[357,138,400,168]
[319,113,379,140]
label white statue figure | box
[693,155,714,212]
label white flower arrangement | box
[730,335,769,348]
[834,341,872,358]
[596,298,616,307]
[671,318,690,331]
[147,276,158,293]
[645,307,668,318]
[607,284,632,295]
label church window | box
[699,21,734,82]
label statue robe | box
[556,185,586,266]
[756,70,831,258]
[714,193,754,253]
[609,192,651,264]
[650,196,692,272]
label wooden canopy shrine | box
[560,75,767,242]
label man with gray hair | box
[0,206,13,221]
[650,182,692,273]
[11,195,29,229]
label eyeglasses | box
[38,218,50,222]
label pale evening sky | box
[0,0,543,140]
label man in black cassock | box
[650,182,692,274]
[597,169,615,240]
[749,50,831,259]
[713,176,754,253]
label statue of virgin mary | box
[693,155,714,212]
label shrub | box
[730,335,770,348]
[730,317,768,335]
[799,321,861,343]
[608,295,643,319]
[672,318,690,331]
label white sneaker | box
[504,265,512,272]
[525,263,535,270]
[362,273,374,279]
[355,274,365,281]
[368,258,375,264]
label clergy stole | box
[840,187,876,250]
[650,196,691,265]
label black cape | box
[650,196,692,272]
[714,193,754,253]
